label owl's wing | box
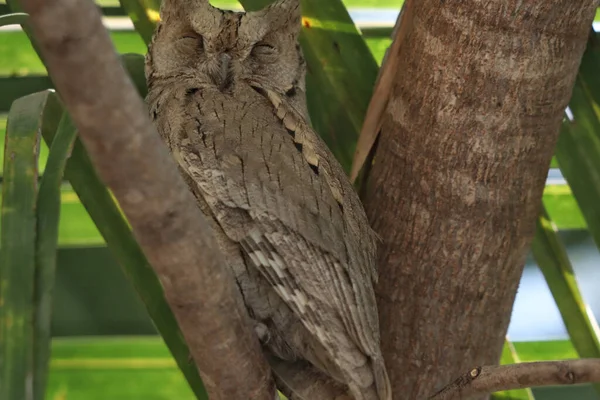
[240,218,380,385]
[169,87,387,395]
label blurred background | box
[1,1,600,399]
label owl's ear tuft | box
[263,0,301,29]
[159,0,222,27]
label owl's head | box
[145,0,304,95]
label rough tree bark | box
[362,1,599,399]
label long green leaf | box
[3,4,202,394]
[121,53,148,97]
[118,0,161,45]
[34,90,206,400]
[577,31,600,107]
[0,11,27,26]
[532,206,600,395]
[555,35,600,252]
[0,91,52,400]
[33,106,77,400]
[492,339,535,400]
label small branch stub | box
[429,359,600,400]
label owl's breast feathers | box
[148,82,391,400]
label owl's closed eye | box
[252,42,277,57]
[177,32,203,51]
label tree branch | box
[349,0,413,183]
[429,359,600,400]
[18,0,274,399]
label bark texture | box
[19,0,275,399]
[362,1,598,399]
[430,359,600,400]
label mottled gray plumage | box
[145,1,391,399]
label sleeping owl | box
[145,0,391,399]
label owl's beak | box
[214,52,232,91]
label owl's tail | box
[344,356,392,400]
[373,356,393,400]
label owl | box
[144,1,391,399]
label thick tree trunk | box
[363,1,598,399]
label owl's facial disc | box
[147,0,303,95]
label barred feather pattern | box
[147,79,391,399]
[145,1,391,397]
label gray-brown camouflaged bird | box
[145,0,391,399]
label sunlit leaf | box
[0,12,28,27]
[118,0,161,45]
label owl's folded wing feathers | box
[172,87,389,399]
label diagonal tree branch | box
[349,0,413,183]
[429,359,600,400]
[17,0,275,399]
